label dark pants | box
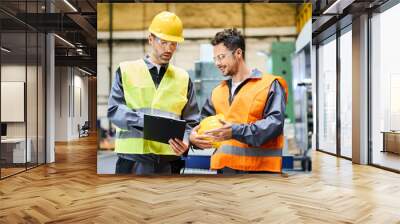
[115,156,183,175]
[217,167,276,174]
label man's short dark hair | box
[211,28,245,59]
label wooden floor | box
[1,167,26,178]
[1,135,400,223]
[372,150,400,171]
[1,163,46,178]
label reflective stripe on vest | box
[136,108,181,120]
[114,59,188,155]
[216,145,283,157]
[210,73,288,172]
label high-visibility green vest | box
[115,59,189,155]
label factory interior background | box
[96,3,311,174]
[0,1,399,223]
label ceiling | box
[311,0,390,44]
[0,0,97,75]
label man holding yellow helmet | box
[190,28,288,174]
[108,11,199,175]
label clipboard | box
[143,114,186,144]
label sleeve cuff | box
[183,131,190,145]
[137,112,144,127]
[127,111,144,130]
[231,124,243,141]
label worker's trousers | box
[217,167,275,174]
[115,156,172,175]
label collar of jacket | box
[224,68,263,86]
[143,54,169,70]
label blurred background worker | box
[190,28,288,174]
[108,11,199,175]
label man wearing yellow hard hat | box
[108,11,199,175]
[190,28,288,174]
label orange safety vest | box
[210,74,288,172]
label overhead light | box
[63,0,78,12]
[76,48,87,56]
[78,67,92,76]
[323,1,340,14]
[54,34,75,48]
[1,47,11,53]
[322,0,355,15]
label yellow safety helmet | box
[148,11,184,43]
[198,114,225,148]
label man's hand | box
[205,119,232,142]
[189,125,213,149]
[169,138,189,156]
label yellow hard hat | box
[148,11,184,43]
[198,114,225,148]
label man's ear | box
[148,35,153,45]
[235,48,243,59]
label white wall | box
[1,65,30,138]
[1,64,26,160]
[55,66,68,141]
[1,64,46,164]
[72,73,89,138]
[54,67,89,141]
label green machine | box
[267,42,295,123]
